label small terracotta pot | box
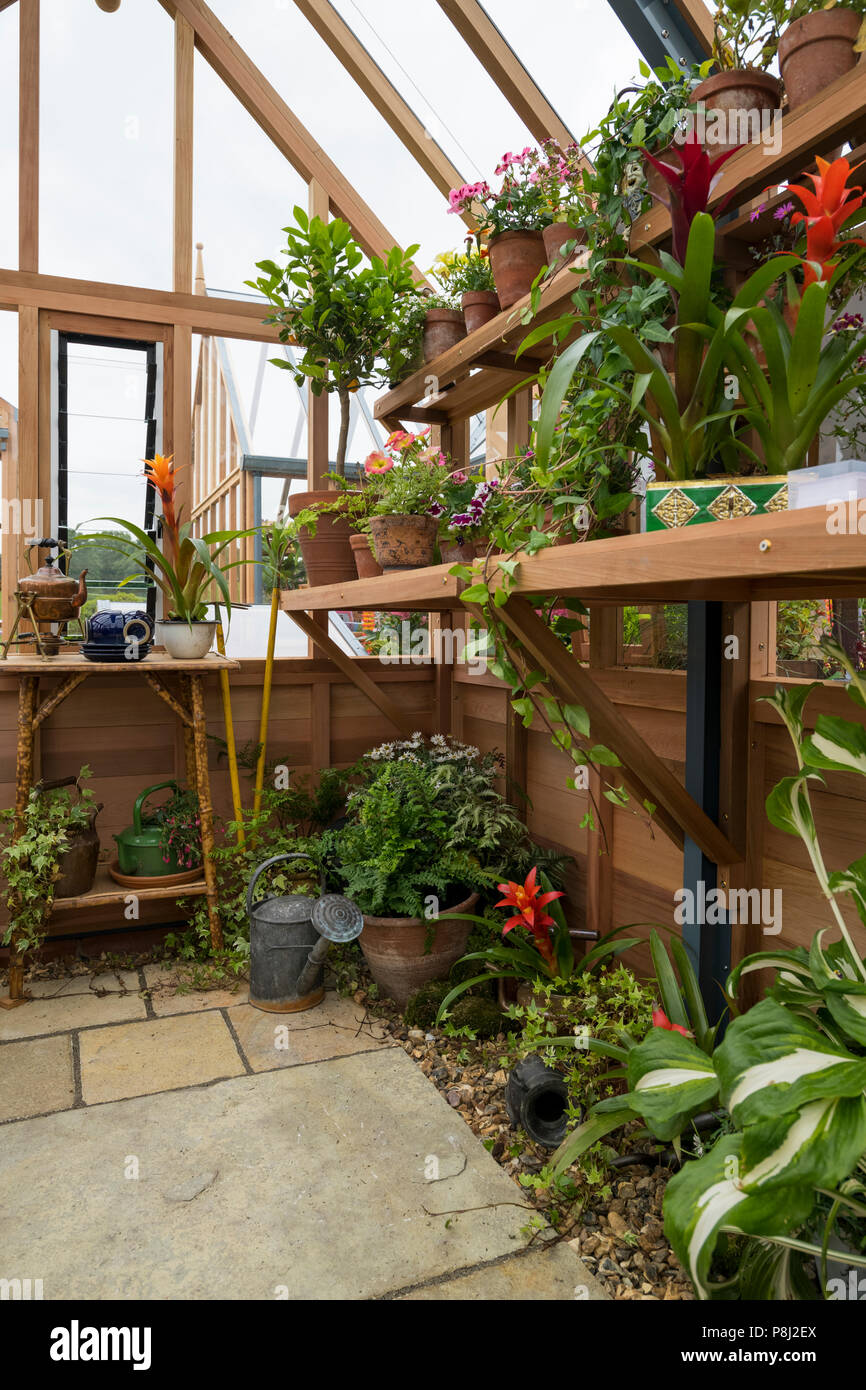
[779,9,860,110]
[488,229,547,308]
[359,893,479,1007]
[369,513,438,571]
[461,290,500,334]
[288,489,358,587]
[422,307,466,362]
[439,536,478,564]
[349,532,382,579]
[542,221,585,268]
[691,70,782,155]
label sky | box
[0,0,646,538]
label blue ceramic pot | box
[85,610,154,648]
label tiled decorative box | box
[644,476,789,532]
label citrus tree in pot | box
[321,735,532,1006]
[248,210,421,585]
[92,454,251,658]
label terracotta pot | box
[359,893,479,1006]
[369,513,438,571]
[488,229,547,308]
[691,70,782,155]
[642,142,680,201]
[439,536,479,564]
[288,489,358,587]
[422,307,466,362]
[779,9,860,110]
[349,532,382,579]
[461,290,500,334]
[542,221,585,268]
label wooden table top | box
[2,651,240,673]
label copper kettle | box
[19,539,88,621]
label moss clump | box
[404,978,451,1029]
[450,996,515,1038]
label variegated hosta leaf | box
[736,1240,821,1301]
[726,947,812,998]
[663,1134,815,1300]
[715,998,866,1126]
[803,714,866,778]
[764,773,822,841]
[808,931,866,1046]
[828,853,866,930]
[623,1027,719,1141]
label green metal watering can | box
[113,780,187,877]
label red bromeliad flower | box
[496,867,564,969]
[788,155,866,287]
[652,1006,692,1037]
[640,130,742,265]
[143,453,181,565]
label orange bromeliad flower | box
[789,155,866,287]
[652,1007,692,1037]
[496,867,564,968]
[143,453,182,562]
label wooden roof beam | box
[292,0,474,218]
[436,0,583,159]
[157,0,429,282]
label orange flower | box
[143,453,182,561]
[789,155,866,287]
[385,430,416,451]
[652,1007,692,1037]
[496,867,564,967]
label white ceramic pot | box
[155,619,216,660]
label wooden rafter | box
[436,0,580,154]
[19,0,38,272]
[496,596,741,867]
[156,0,428,282]
[173,12,195,294]
[293,0,473,216]
[672,0,714,55]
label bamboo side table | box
[1,651,239,1007]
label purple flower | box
[450,511,474,528]
[750,202,767,223]
[428,501,445,518]
[774,201,795,221]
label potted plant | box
[432,234,500,333]
[448,152,553,307]
[322,735,530,1005]
[366,429,449,571]
[154,784,202,872]
[438,467,498,562]
[532,139,590,268]
[436,867,640,1020]
[93,454,250,658]
[248,211,421,584]
[421,294,466,362]
[776,0,866,110]
[693,2,782,153]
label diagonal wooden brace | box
[144,672,193,727]
[284,607,419,739]
[33,672,88,728]
[495,595,742,867]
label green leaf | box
[624,1027,719,1140]
[803,715,866,777]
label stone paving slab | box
[396,1242,609,1300]
[0,975,146,1041]
[228,995,389,1071]
[0,1035,75,1122]
[143,965,249,1016]
[78,1012,245,1105]
[0,1048,603,1300]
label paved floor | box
[0,967,605,1301]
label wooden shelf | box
[282,508,866,611]
[3,651,239,673]
[374,260,582,428]
[52,865,208,912]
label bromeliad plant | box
[436,867,641,1017]
[92,454,251,625]
[551,654,866,1301]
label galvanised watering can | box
[247,852,363,1013]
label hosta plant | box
[552,653,866,1299]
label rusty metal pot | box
[35,776,102,899]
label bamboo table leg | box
[1,675,39,1007]
[179,674,198,789]
[189,673,224,952]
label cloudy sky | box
[0,0,644,533]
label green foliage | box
[87,516,250,625]
[247,211,421,471]
[1,769,96,953]
[261,766,349,838]
[711,0,779,70]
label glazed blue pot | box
[84,610,154,648]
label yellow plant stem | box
[215,611,245,847]
[253,586,280,820]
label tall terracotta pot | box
[542,221,585,268]
[488,229,547,308]
[369,513,438,572]
[288,489,358,587]
[461,290,500,334]
[359,893,479,1007]
[350,532,382,579]
[422,307,466,362]
[779,9,860,110]
[691,70,782,155]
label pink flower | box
[450,470,468,484]
[364,450,393,475]
[385,429,415,450]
